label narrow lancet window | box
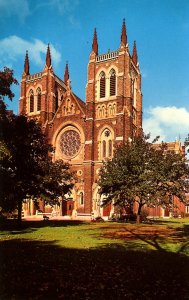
[100,72,106,98]
[37,88,41,111]
[29,90,34,113]
[110,69,116,96]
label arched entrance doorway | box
[92,186,113,219]
[62,189,76,216]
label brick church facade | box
[20,20,142,218]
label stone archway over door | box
[62,199,74,216]
[62,189,76,216]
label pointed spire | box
[92,28,98,55]
[46,44,51,68]
[132,41,138,65]
[64,62,69,83]
[24,50,30,75]
[121,18,127,46]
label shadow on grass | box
[0,239,189,300]
[0,219,86,234]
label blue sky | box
[0,0,189,143]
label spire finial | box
[64,62,69,83]
[132,40,138,65]
[92,28,98,55]
[24,50,30,75]
[121,18,127,46]
[46,43,51,68]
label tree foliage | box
[0,67,74,221]
[0,111,74,220]
[98,134,189,221]
[0,67,18,101]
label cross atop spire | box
[92,28,98,55]
[121,18,127,46]
[46,44,51,68]
[132,40,138,65]
[24,50,30,75]
[64,62,69,83]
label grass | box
[0,219,189,299]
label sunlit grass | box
[1,219,189,299]
[1,219,189,254]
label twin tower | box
[20,20,143,218]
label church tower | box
[85,20,142,217]
[19,45,67,124]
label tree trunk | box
[136,203,142,224]
[17,199,22,225]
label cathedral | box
[20,20,143,219]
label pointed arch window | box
[100,71,106,98]
[103,140,106,158]
[55,91,58,112]
[80,192,84,205]
[29,90,34,113]
[108,140,112,157]
[100,129,114,160]
[36,88,41,111]
[110,69,116,96]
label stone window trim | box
[53,123,85,161]
[79,191,84,206]
[27,85,43,115]
[59,129,81,158]
[98,126,114,160]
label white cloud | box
[35,0,79,16]
[143,106,189,142]
[0,0,30,22]
[0,0,79,25]
[48,0,79,14]
[0,36,61,67]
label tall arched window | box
[100,71,106,98]
[29,90,34,113]
[110,69,116,96]
[133,79,137,107]
[55,91,58,112]
[100,129,114,160]
[36,88,41,111]
[103,140,106,158]
[108,140,112,157]
[80,192,84,205]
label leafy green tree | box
[0,67,18,159]
[0,67,18,101]
[0,114,74,221]
[98,135,189,223]
[0,67,74,222]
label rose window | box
[60,130,81,157]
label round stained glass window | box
[60,130,81,157]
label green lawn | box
[0,219,189,299]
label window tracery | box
[96,103,116,119]
[100,128,114,159]
[59,130,81,157]
[62,99,76,116]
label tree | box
[0,67,18,159]
[98,134,189,223]
[0,114,74,221]
[0,67,18,101]
[0,67,74,222]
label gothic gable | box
[53,91,86,120]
